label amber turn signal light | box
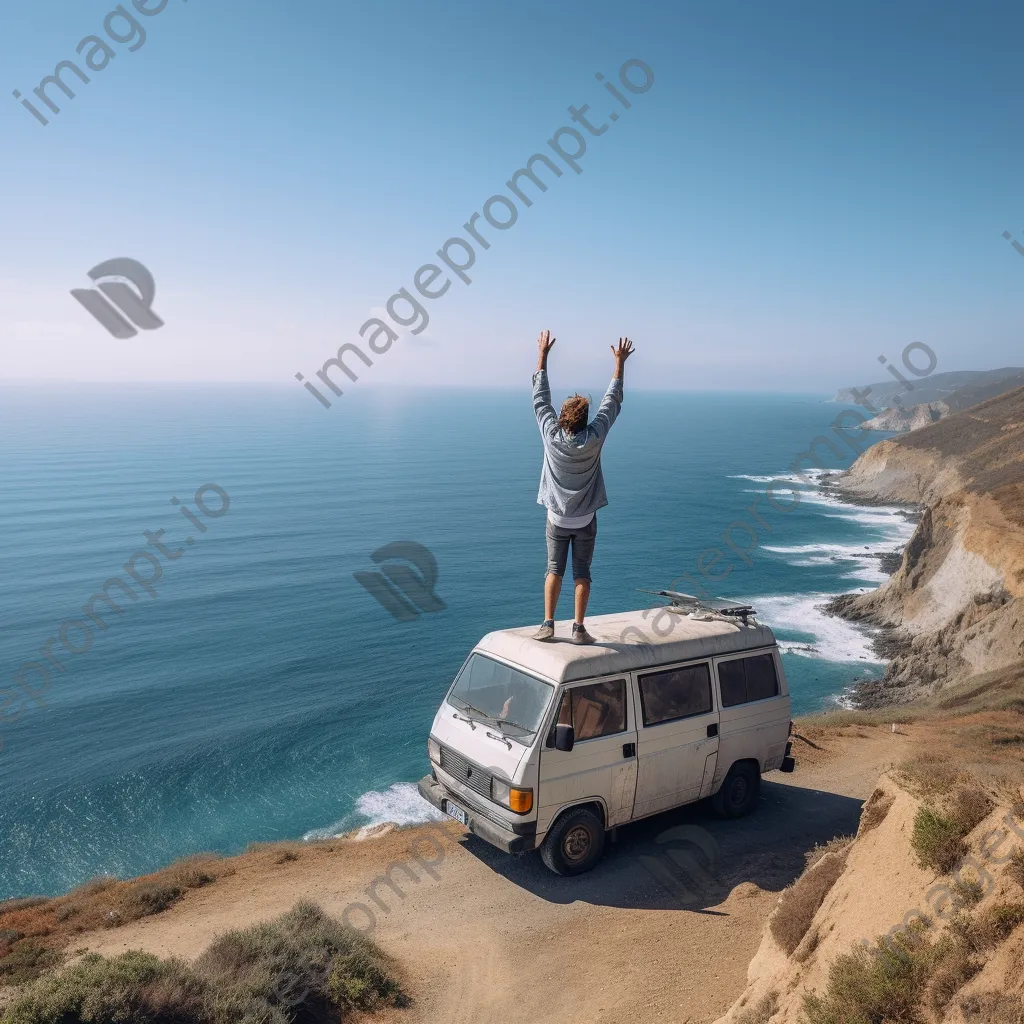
[508,788,533,814]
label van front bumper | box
[417,773,537,855]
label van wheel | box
[540,807,606,875]
[713,762,761,819]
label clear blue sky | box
[2,0,1023,392]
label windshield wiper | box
[452,698,495,723]
[494,717,532,734]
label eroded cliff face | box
[831,386,1024,705]
[713,774,1024,1024]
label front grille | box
[439,746,491,800]
[441,781,510,830]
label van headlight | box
[491,778,533,814]
[427,738,441,765]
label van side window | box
[718,653,780,707]
[638,663,712,726]
[555,680,627,742]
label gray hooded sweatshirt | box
[532,369,624,519]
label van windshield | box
[447,654,554,744]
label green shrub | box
[802,931,939,1024]
[0,900,404,1024]
[198,900,403,1015]
[0,942,66,987]
[912,807,967,874]
[911,784,994,875]
[951,877,985,907]
[0,951,211,1024]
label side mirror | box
[553,724,575,752]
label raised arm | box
[590,337,634,441]
[532,329,557,433]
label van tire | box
[540,807,606,875]
[712,762,760,819]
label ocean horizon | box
[0,383,908,899]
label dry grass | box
[898,753,964,799]
[882,710,1024,801]
[858,787,896,836]
[1008,848,1024,889]
[0,855,228,988]
[967,904,1024,948]
[926,937,981,1015]
[804,836,855,872]
[951,785,997,834]
[735,990,778,1024]
[957,992,1024,1022]
[796,709,916,732]
[771,845,851,956]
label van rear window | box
[638,663,712,726]
[718,653,780,707]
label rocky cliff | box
[859,371,1024,434]
[829,384,1024,705]
[862,402,949,432]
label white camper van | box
[418,594,795,875]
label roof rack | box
[638,590,758,627]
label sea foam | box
[303,782,443,841]
[755,593,884,664]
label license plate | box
[445,800,467,825]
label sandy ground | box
[78,727,910,1024]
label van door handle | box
[622,742,636,758]
[707,723,719,737]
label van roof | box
[474,607,778,684]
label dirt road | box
[82,727,907,1024]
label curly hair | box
[558,394,590,434]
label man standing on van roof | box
[532,330,634,645]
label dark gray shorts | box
[545,515,597,581]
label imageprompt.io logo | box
[71,258,164,339]
[637,824,721,905]
[355,541,446,622]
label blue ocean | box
[0,384,909,899]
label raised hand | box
[536,329,556,371]
[611,337,634,363]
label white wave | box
[763,521,910,581]
[729,468,830,485]
[754,593,884,664]
[303,782,443,841]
